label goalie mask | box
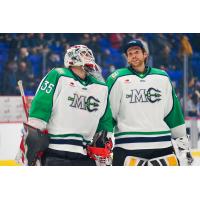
[64,45,104,81]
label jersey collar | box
[70,69,90,86]
[128,65,151,78]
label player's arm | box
[164,78,193,165]
[106,74,122,127]
[28,68,61,129]
[96,95,113,134]
[26,69,61,165]
[87,89,114,165]
[96,90,114,146]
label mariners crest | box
[126,87,162,103]
[68,93,100,112]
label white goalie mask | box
[64,45,104,82]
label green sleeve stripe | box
[115,130,171,137]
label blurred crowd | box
[0,33,200,117]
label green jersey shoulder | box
[49,67,74,80]
[29,67,73,122]
[149,67,169,77]
[106,67,132,90]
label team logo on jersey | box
[68,93,100,112]
[126,87,161,103]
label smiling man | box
[107,39,193,166]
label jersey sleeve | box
[29,69,60,123]
[106,75,122,126]
[164,78,186,138]
[96,91,114,133]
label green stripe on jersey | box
[114,130,171,137]
[48,133,90,143]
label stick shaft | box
[18,80,28,121]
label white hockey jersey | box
[29,68,113,155]
[107,66,186,150]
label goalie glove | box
[172,136,194,166]
[87,131,114,166]
[19,123,49,166]
[25,123,49,166]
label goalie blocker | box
[24,123,49,166]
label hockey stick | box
[15,80,29,164]
[16,81,47,166]
[18,80,29,121]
